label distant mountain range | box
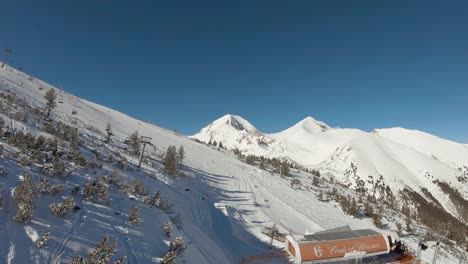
[193,114,468,222]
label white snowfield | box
[0,65,465,264]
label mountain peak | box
[294,116,331,133]
[212,114,257,132]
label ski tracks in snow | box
[48,198,87,264]
[112,195,138,264]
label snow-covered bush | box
[14,202,35,223]
[161,237,185,264]
[132,180,149,197]
[36,232,50,248]
[158,199,173,212]
[104,154,113,163]
[49,197,75,217]
[51,157,67,177]
[290,178,302,189]
[48,184,65,196]
[70,235,125,264]
[101,171,121,186]
[128,206,142,225]
[83,178,109,203]
[146,191,161,207]
[40,178,64,196]
[146,191,173,212]
[19,154,33,167]
[162,223,172,237]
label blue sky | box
[1,1,467,142]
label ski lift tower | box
[138,136,153,168]
[432,230,449,264]
[2,48,12,68]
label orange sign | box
[299,235,388,261]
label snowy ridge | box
[194,114,468,220]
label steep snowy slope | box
[0,65,466,264]
[269,117,365,167]
[321,134,467,215]
[373,127,468,168]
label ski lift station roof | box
[304,226,381,242]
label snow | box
[194,113,468,218]
[0,64,466,263]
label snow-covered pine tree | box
[44,88,57,119]
[177,145,185,166]
[105,122,113,143]
[164,145,178,176]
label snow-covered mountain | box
[0,65,466,264]
[194,115,468,222]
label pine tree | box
[364,201,374,217]
[128,131,141,155]
[177,146,185,166]
[405,214,412,233]
[349,197,358,217]
[246,155,256,165]
[280,160,289,176]
[105,123,113,143]
[44,88,57,119]
[318,190,324,201]
[218,141,224,149]
[164,145,178,176]
[372,207,383,228]
[259,158,265,170]
[312,176,320,186]
[396,222,402,236]
[13,171,38,223]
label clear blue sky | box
[1,1,467,142]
